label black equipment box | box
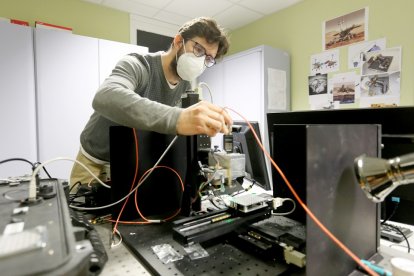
[0,178,98,275]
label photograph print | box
[308,74,328,95]
[361,47,402,75]
[323,7,368,50]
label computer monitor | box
[267,106,414,225]
[232,121,271,191]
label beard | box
[170,46,184,78]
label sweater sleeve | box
[92,55,182,135]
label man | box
[70,17,232,187]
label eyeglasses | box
[188,39,216,68]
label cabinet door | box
[199,51,262,122]
[35,30,149,180]
[199,47,290,189]
[197,61,225,105]
[0,22,37,179]
[98,38,148,83]
[35,28,100,179]
[223,51,262,123]
[199,50,263,149]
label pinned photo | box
[323,7,368,50]
[361,47,401,75]
[308,74,328,95]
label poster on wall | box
[310,49,340,75]
[267,68,287,111]
[331,72,357,104]
[359,46,402,107]
[359,71,401,107]
[323,7,368,50]
[348,38,386,69]
[361,46,401,76]
[308,74,332,109]
[308,74,328,95]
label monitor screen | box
[267,106,414,225]
[232,121,271,191]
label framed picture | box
[323,7,368,50]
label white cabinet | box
[35,29,100,179]
[199,45,290,188]
[0,22,37,179]
[35,29,148,179]
[0,22,148,180]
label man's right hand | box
[176,101,233,137]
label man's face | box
[170,36,219,75]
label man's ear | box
[173,35,183,48]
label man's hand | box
[176,101,233,136]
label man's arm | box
[92,55,181,135]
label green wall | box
[0,0,130,43]
[1,0,413,110]
[229,0,414,110]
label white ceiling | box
[83,0,303,37]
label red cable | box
[112,129,140,234]
[113,129,184,227]
[134,165,184,222]
[225,107,378,276]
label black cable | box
[209,197,222,210]
[383,222,411,253]
[211,189,227,208]
[69,183,83,204]
[0,158,52,179]
[69,184,90,204]
[231,189,246,196]
[381,201,399,225]
[33,162,52,178]
[231,177,256,196]
[69,181,82,194]
[69,200,87,207]
[0,158,34,167]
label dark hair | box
[178,17,230,60]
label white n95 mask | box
[176,43,206,82]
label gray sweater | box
[80,52,191,161]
